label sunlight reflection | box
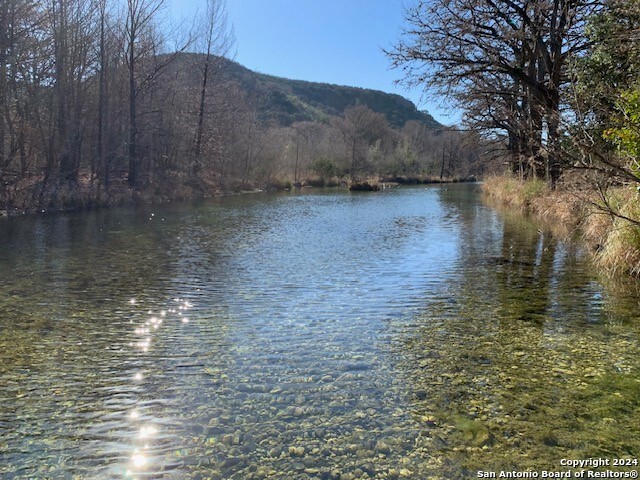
[131,449,147,468]
[148,317,162,330]
[178,303,192,312]
[139,425,158,438]
[123,298,197,477]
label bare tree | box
[96,0,108,187]
[334,105,389,181]
[0,0,8,179]
[124,0,158,187]
[51,0,97,185]
[122,0,193,187]
[124,0,166,187]
[290,121,319,183]
[193,0,234,176]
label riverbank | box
[482,175,640,276]
[0,172,476,217]
[0,172,293,217]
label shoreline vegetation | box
[482,175,640,277]
[0,173,477,217]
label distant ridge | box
[173,54,441,129]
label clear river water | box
[1,183,639,479]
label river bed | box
[1,184,639,479]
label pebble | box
[292,461,305,472]
[288,446,305,456]
[375,440,391,454]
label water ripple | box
[1,186,639,479]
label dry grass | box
[582,210,613,249]
[482,175,549,209]
[483,174,640,277]
[482,175,585,237]
[590,188,640,276]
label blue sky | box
[166,0,458,125]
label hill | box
[191,55,441,129]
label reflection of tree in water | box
[1,210,171,312]
[494,217,557,323]
[393,185,640,477]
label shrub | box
[311,157,338,179]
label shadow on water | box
[0,184,639,479]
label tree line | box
[0,0,229,210]
[0,0,481,213]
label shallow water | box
[1,184,639,479]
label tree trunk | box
[294,138,299,183]
[97,0,107,188]
[350,136,357,181]
[0,0,6,174]
[127,15,138,188]
[440,141,445,180]
[0,51,6,175]
[194,53,210,175]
